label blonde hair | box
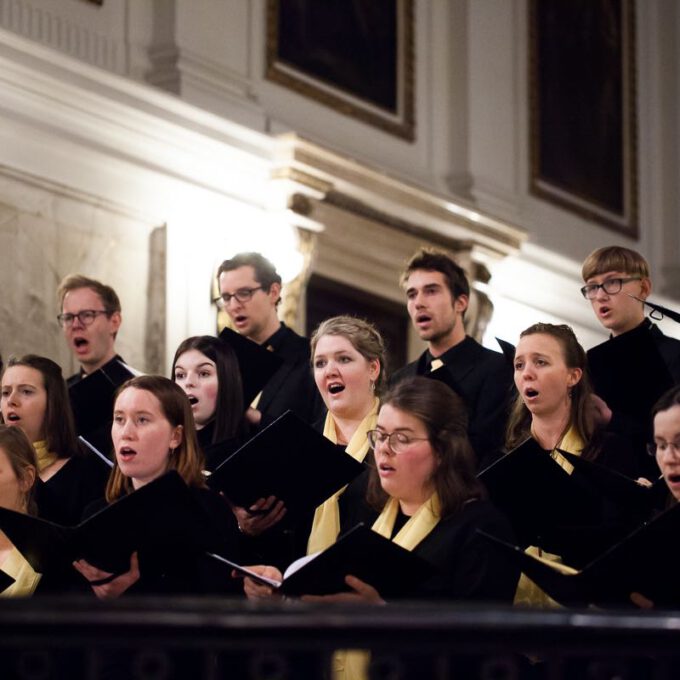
[310,315,386,392]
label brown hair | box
[367,377,482,518]
[217,252,282,306]
[4,355,80,459]
[505,323,596,457]
[57,274,122,313]
[581,246,650,282]
[400,248,470,300]
[310,316,386,393]
[0,425,38,515]
[106,375,205,502]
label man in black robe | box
[390,249,512,469]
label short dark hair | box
[367,377,482,519]
[217,252,282,308]
[652,385,680,421]
[171,336,246,444]
[400,248,470,300]
[57,274,121,313]
[5,355,80,460]
[217,252,282,290]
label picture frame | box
[529,0,638,237]
[265,0,415,141]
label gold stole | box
[333,495,441,680]
[307,399,379,555]
[514,425,584,608]
[33,440,58,472]
[0,545,41,598]
[372,494,441,549]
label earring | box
[370,380,376,392]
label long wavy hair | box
[367,377,482,519]
[171,335,246,444]
[505,323,595,457]
[106,375,205,501]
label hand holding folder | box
[480,501,680,608]
[210,523,435,598]
[478,438,659,563]
[0,472,220,576]
[207,411,366,519]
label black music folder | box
[556,449,667,513]
[495,337,516,365]
[207,411,365,517]
[0,570,15,593]
[211,523,435,598]
[218,326,283,407]
[0,472,217,575]
[587,325,673,422]
[480,501,680,609]
[478,438,652,562]
[68,358,135,456]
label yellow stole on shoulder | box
[307,398,379,555]
[0,545,41,598]
[372,494,441,549]
[514,425,584,608]
[333,495,441,680]
[33,440,58,473]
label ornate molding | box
[0,0,123,73]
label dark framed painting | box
[529,0,638,237]
[266,0,415,141]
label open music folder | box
[210,523,435,598]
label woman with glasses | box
[171,335,249,471]
[244,377,518,603]
[0,355,109,526]
[649,386,680,504]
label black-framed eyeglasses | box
[646,440,680,457]
[57,310,111,327]
[214,286,263,307]
[580,277,641,300]
[367,429,429,455]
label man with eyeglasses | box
[217,252,324,429]
[581,246,680,473]
[57,274,128,387]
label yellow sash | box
[33,440,58,473]
[307,399,379,555]
[514,425,584,608]
[0,545,41,598]
[334,494,441,680]
[372,495,441,549]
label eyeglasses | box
[580,277,641,300]
[214,287,263,307]
[57,310,111,327]
[367,429,429,455]
[646,440,680,457]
